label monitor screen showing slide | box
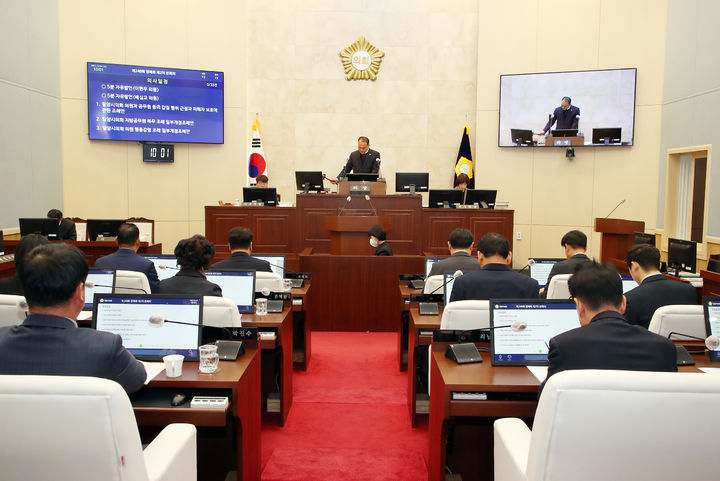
[443,273,456,304]
[141,254,179,281]
[621,275,638,293]
[425,257,446,277]
[84,268,116,310]
[529,259,564,288]
[490,300,580,366]
[704,297,720,362]
[253,255,285,277]
[204,270,255,313]
[92,294,202,361]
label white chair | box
[440,300,490,330]
[202,296,242,328]
[494,369,720,481]
[0,375,196,481]
[423,274,445,294]
[0,294,27,327]
[648,304,705,340]
[255,271,283,293]
[115,270,152,294]
[546,274,572,299]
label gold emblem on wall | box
[339,37,385,81]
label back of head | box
[477,232,509,258]
[228,227,253,250]
[367,224,386,241]
[449,228,473,249]
[455,173,469,186]
[561,230,587,249]
[174,234,215,270]
[568,262,623,311]
[14,234,50,270]
[18,243,88,308]
[626,244,661,271]
[117,223,140,246]
[47,209,62,220]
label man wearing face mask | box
[329,136,381,184]
[368,224,392,256]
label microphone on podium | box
[604,198,626,218]
[365,194,378,215]
[338,195,352,215]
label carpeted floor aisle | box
[261,331,429,481]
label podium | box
[337,180,386,195]
[595,217,645,270]
[543,136,585,147]
[324,216,392,255]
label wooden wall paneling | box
[423,213,466,255]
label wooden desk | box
[3,239,162,266]
[701,269,720,297]
[542,135,585,146]
[594,218,644,266]
[242,308,293,425]
[397,282,420,371]
[408,306,442,427]
[133,348,261,481]
[291,282,312,370]
[0,259,15,279]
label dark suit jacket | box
[374,242,393,256]
[0,275,23,296]
[338,149,381,177]
[94,248,160,293]
[428,252,481,277]
[158,269,223,297]
[209,252,273,272]
[624,274,698,329]
[57,218,77,241]
[541,253,592,298]
[541,310,677,395]
[0,314,146,393]
[450,263,539,302]
[544,105,580,132]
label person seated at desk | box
[0,243,146,393]
[209,227,273,272]
[541,261,677,395]
[624,244,697,329]
[0,234,49,296]
[454,173,469,191]
[255,174,269,188]
[538,96,580,135]
[158,235,222,297]
[427,228,480,277]
[94,222,160,293]
[540,229,592,297]
[450,232,538,301]
[329,136,381,184]
[47,208,77,241]
[368,224,392,256]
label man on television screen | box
[539,96,580,134]
[329,136,380,184]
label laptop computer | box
[140,254,179,281]
[529,258,565,288]
[490,299,581,366]
[204,270,256,313]
[93,294,203,361]
[703,297,720,363]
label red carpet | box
[261,332,428,480]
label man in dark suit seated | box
[47,208,77,241]
[541,262,677,395]
[0,234,49,296]
[209,227,272,272]
[158,235,222,297]
[624,244,697,329]
[540,230,592,297]
[329,136,381,184]
[450,233,538,301]
[368,224,393,256]
[427,228,481,277]
[94,223,160,292]
[0,243,146,393]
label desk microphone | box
[85,280,148,294]
[428,270,463,295]
[251,260,311,281]
[604,198,626,218]
[706,335,719,351]
[483,321,528,332]
[365,194,378,215]
[157,264,180,271]
[338,195,352,215]
[518,258,536,273]
[147,315,234,340]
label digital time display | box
[143,143,174,163]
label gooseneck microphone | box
[148,315,233,340]
[85,280,148,294]
[365,194,378,215]
[705,335,719,351]
[338,195,352,215]
[428,270,464,295]
[604,198,626,218]
[483,321,528,332]
[518,258,536,273]
[157,264,180,271]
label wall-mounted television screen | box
[87,62,224,144]
[499,68,636,147]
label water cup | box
[163,354,184,377]
[199,344,219,373]
[283,279,293,292]
[256,298,268,316]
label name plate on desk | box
[228,327,258,340]
[552,138,571,146]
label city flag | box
[247,117,266,186]
[453,124,474,189]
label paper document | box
[77,311,93,321]
[699,368,720,374]
[527,366,548,383]
[141,362,166,384]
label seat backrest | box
[0,375,149,481]
[0,294,27,327]
[423,274,445,294]
[648,304,705,339]
[440,300,490,330]
[115,270,152,295]
[255,271,283,293]
[202,296,242,327]
[546,274,572,299]
[527,370,720,481]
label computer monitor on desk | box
[428,189,463,208]
[141,254,179,281]
[93,294,203,361]
[668,238,697,274]
[510,128,533,146]
[253,255,285,277]
[425,257,446,277]
[87,219,125,241]
[19,218,59,239]
[529,258,564,288]
[592,127,622,145]
[204,270,256,313]
[463,189,497,208]
[84,268,116,310]
[621,275,638,293]
[703,297,720,362]
[395,172,429,193]
[242,187,277,206]
[551,129,578,138]
[295,171,325,193]
[634,231,656,246]
[346,173,379,182]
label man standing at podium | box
[539,96,580,135]
[330,136,380,184]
